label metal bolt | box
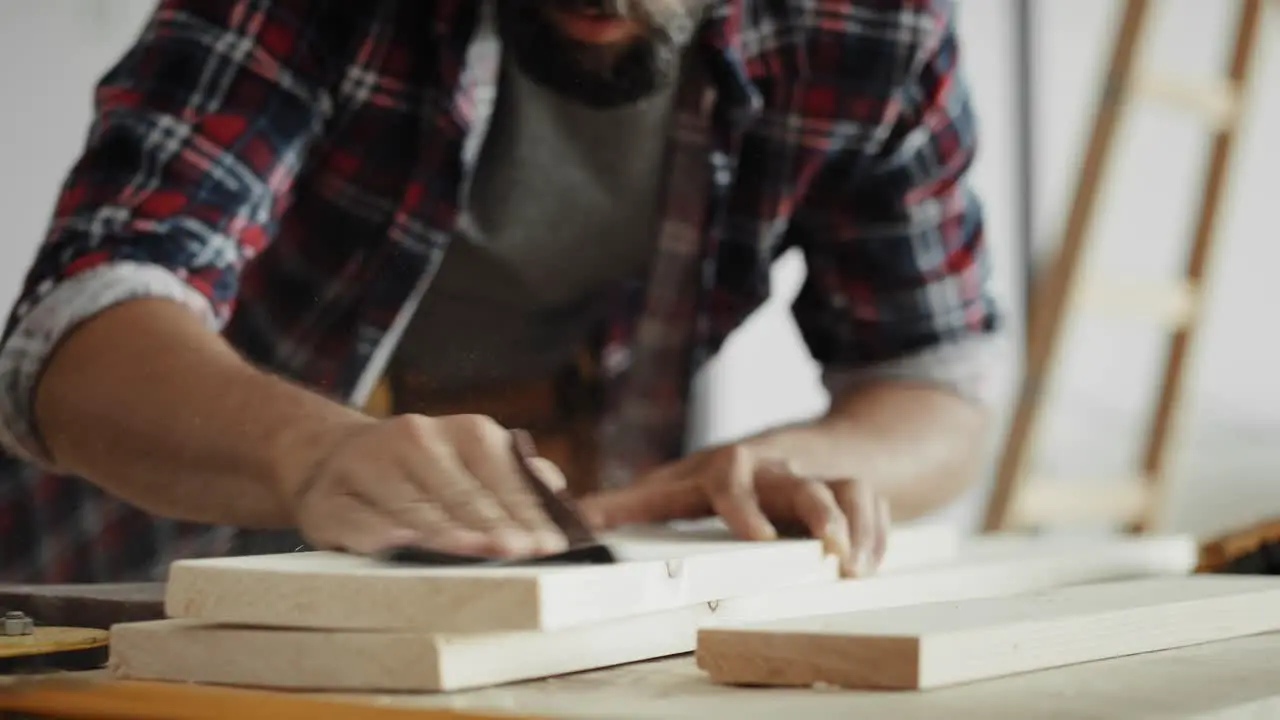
[2,611,34,636]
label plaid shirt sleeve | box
[0,0,336,464]
[790,0,1001,378]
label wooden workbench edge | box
[0,676,543,720]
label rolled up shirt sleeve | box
[822,332,1011,410]
[0,263,218,465]
[0,0,338,466]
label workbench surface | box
[310,631,1280,719]
[3,532,1275,719]
[5,614,1280,719]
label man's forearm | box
[33,298,373,527]
[745,381,990,520]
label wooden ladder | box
[983,0,1268,533]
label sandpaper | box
[379,542,616,566]
[379,429,618,567]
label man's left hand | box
[578,442,891,577]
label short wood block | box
[697,575,1280,690]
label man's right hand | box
[290,414,572,558]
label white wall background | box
[1030,0,1280,537]
[1,0,157,305]
[2,1,1277,536]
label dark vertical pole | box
[982,0,1038,532]
[1013,0,1036,338]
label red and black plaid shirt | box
[0,0,997,582]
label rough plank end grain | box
[697,634,921,690]
[164,555,549,634]
[109,620,447,692]
[697,575,1280,690]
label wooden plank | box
[15,633,1280,720]
[108,535,1196,693]
[312,633,1280,720]
[163,524,956,634]
[696,575,1280,690]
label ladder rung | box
[1009,477,1152,527]
[1131,73,1241,128]
[1074,278,1199,327]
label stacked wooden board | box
[109,523,954,691]
[107,524,1221,694]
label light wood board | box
[109,535,1197,692]
[697,574,1280,690]
[163,524,957,634]
[17,633,1280,720]
[320,632,1280,720]
[17,634,1280,720]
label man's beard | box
[495,0,705,109]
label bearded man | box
[0,0,1001,583]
